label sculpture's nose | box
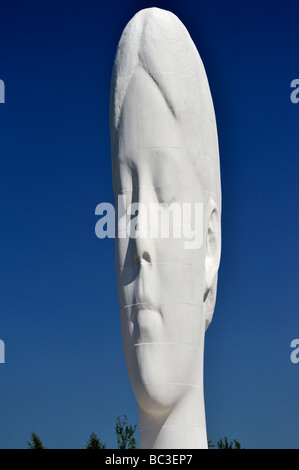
[133,217,153,266]
[133,250,151,266]
[132,240,154,305]
[130,185,155,267]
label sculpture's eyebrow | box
[118,262,193,268]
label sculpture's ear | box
[204,201,221,330]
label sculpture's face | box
[111,8,220,415]
[115,145,208,414]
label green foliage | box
[25,420,243,450]
[208,438,215,448]
[27,432,46,449]
[86,431,106,449]
[217,436,243,449]
[115,414,137,449]
[208,436,244,449]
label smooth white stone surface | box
[110,7,221,449]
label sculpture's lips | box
[131,307,163,345]
[130,303,161,323]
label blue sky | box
[0,0,298,449]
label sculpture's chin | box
[126,342,197,415]
[133,382,187,416]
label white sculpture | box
[110,7,221,449]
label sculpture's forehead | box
[113,99,219,196]
[113,67,218,194]
[110,6,215,131]
[110,8,221,206]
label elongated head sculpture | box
[110,8,221,449]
